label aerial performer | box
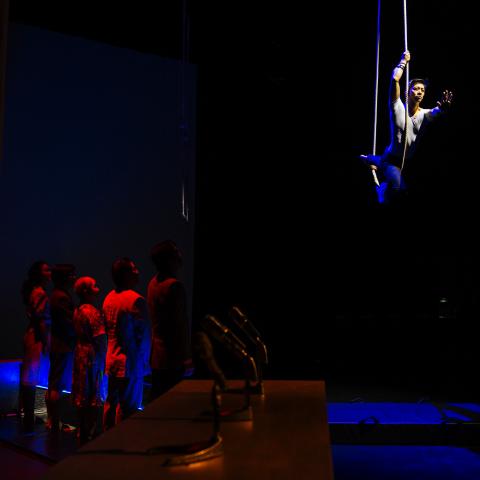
[360,1,453,205]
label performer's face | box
[409,83,425,103]
[67,271,77,288]
[40,263,52,284]
[172,247,183,271]
[128,261,140,286]
[84,278,100,302]
[87,278,100,297]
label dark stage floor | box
[0,386,83,465]
[0,376,153,468]
[0,442,52,480]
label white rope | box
[400,0,409,171]
[370,0,409,185]
[372,0,381,156]
[370,0,381,187]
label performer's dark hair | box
[151,240,181,273]
[51,264,76,287]
[112,257,135,288]
[408,78,429,90]
[21,260,48,305]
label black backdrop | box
[191,1,479,391]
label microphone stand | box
[229,306,268,395]
[200,355,256,422]
[198,314,256,419]
[194,323,255,422]
[249,346,266,395]
[220,357,255,421]
[163,381,224,466]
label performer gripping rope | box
[362,51,453,205]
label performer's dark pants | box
[382,163,407,205]
[103,376,142,430]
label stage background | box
[0,22,196,359]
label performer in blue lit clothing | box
[362,51,453,205]
[19,261,52,433]
[103,258,150,429]
[46,264,76,432]
[72,276,107,444]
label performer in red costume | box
[19,261,52,433]
[46,264,76,432]
[72,276,107,444]
[147,241,191,400]
[103,258,150,429]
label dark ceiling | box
[7,1,297,65]
[9,1,189,59]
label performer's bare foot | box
[360,154,381,186]
[359,154,378,170]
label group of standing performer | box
[19,240,191,444]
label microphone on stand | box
[193,331,227,390]
[229,306,268,365]
[201,314,258,382]
[202,315,248,359]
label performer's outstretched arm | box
[426,90,454,120]
[390,50,410,103]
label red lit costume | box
[72,304,107,408]
[21,286,51,386]
[103,289,149,428]
[147,276,190,399]
[20,286,51,431]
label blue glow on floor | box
[332,446,480,480]
[0,360,21,385]
[449,403,480,414]
[328,402,477,424]
[35,385,71,394]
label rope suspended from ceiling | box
[370,0,409,185]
